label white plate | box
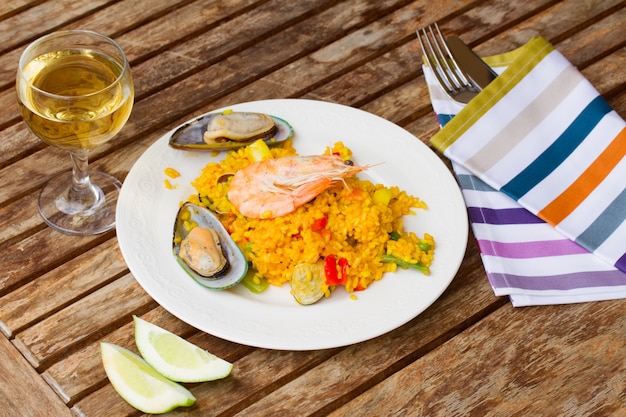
[117,99,468,350]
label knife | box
[446,36,498,90]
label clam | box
[169,111,294,151]
[290,262,327,305]
[173,202,247,290]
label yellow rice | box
[189,140,434,293]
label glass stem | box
[68,149,101,210]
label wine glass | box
[16,30,134,235]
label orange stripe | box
[538,126,626,224]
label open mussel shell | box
[169,111,294,151]
[173,202,248,290]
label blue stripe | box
[437,114,454,127]
[500,95,613,200]
[575,187,626,251]
[457,174,495,192]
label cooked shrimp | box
[227,155,369,219]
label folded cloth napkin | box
[423,36,626,306]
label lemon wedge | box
[133,315,233,383]
[100,342,195,414]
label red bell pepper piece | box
[311,216,327,232]
[324,255,340,285]
[338,257,349,283]
[324,255,349,286]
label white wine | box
[17,31,134,235]
[17,49,133,150]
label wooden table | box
[1,1,624,416]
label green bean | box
[381,255,429,274]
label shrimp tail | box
[291,177,333,207]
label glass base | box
[38,170,122,235]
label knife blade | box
[446,36,498,90]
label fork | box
[416,23,479,103]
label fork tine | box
[429,24,472,89]
[425,25,458,89]
[417,23,477,99]
[417,25,454,93]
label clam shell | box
[169,111,294,151]
[290,262,326,305]
[173,202,248,290]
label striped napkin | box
[423,36,626,306]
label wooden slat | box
[0,0,194,88]
[557,6,626,69]
[112,0,263,63]
[326,300,626,416]
[62,0,191,37]
[130,0,341,97]
[0,0,111,52]
[469,0,625,56]
[0,1,39,21]
[0,335,73,417]
[255,0,436,98]
[0,226,111,295]
[0,239,127,337]
[13,274,154,369]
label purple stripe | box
[467,207,545,225]
[488,270,626,291]
[476,239,590,258]
[615,252,626,271]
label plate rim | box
[116,98,468,350]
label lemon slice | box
[100,342,195,414]
[133,315,233,383]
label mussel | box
[173,202,247,290]
[178,227,228,278]
[169,111,294,151]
